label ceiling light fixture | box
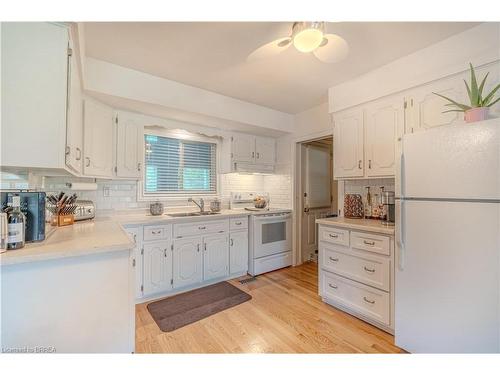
[292,22,325,53]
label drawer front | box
[143,224,171,242]
[230,216,248,230]
[321,246,390,291]
[351,231,390,256]
[321,271,390,325]
[174,219,229,238]
[319,226,349,247]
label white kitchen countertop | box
[315,217,395,235]
[0,208,292,266]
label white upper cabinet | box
[203,233,229,281]
[1,22,70,170]
[115,113,144,179]
[173,237,203,289]
[407,76,464,133]
[83,99,114,177]
[229,230,248,275]
[255,136,276,165]
[65,39,83,175]
[143,241,172,296]
[333,109,364,178]
[231,133,256,163]
[365,98,403,177]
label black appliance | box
[1,191,46,243]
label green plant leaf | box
[464,79,473,104]
[482,83,500,106]
[487,97,500,108]
[433,92,471,110]
[469,63,480,106]
[442,109,465,113]
[478,72,490,106]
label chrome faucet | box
[188,197,205,213]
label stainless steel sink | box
[167,211,220,217]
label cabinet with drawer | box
[230,216,248,230]
[143,224,172,242]
[173,219,229,238]
[318,222,394,333]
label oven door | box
[252,213,292,258]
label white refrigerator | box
[395,118,500,353]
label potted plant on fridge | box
[434,63,499,123]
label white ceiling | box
[84,22,479,114]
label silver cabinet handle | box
[363,240,376,246]
[328,283,338,289]
[329,234,338,238]
[252,151,255,158]
[368,160,372,169]
[164,249,167,257]
[137,162,141,171]
[133,234,137,244]
[151,230,161,235]
[85,157,90,167]
[329,257,339,262]
[198,226,206,230]
[76,147,82,161]
[197,243,200,252]
[363,297,375,304]
[132,258,136,267]
[204,243,207,251]
[364,266,375,273]
[256,152,260,159]
[230,238,234,246]
[235,222,242,226]
[358,160,362,169]
[65,146,70,155]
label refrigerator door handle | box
[396,199,405,271]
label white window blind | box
[144,134,217,195]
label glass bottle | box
[364,187,372,219]
[7,195,26,250]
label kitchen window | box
[143,134,217,196]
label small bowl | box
[150,202,164,216]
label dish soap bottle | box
[7,195,26,250]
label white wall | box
[293,102,331,139]
[85,58,294,134]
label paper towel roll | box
[66,182,98,191]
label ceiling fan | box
[248,22,349,63]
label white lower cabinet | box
[203,233,229,281]
[143,241,173,295]
[229,230,248,275]
[318,223,394,333]
[173,236,203,289]
[124,227,143,299]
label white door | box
[333,109,364,178]
[231,134,256,163]
[409,76,465,133]
[124,227,143,299]
[65,39,83,174]
[255,136,275,165]
[143,241,172,296]
[83,99,114,177]
[229,231,248,275]
[203,233,229,281]
[302,144,332,261]
[116,113,143,178]
[173,237,203,289]
[365,98,403,177]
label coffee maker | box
[381,191,395,226]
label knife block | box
[51,214,75,227]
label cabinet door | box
[333,109,364,178]
[116,114,143,178]
[143,241,172,296]
[410,77,464,133]
[231,134,256,163]
[229,231,248,275]
[124,227,143,299]
[365,98,403,177]
[173,237,203,289]
[65,39,83,174]
[203,233,230,281]
[1,22,69,169]
[83,99,114,177]
[255,136,276,165]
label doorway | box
[297,136,338,263]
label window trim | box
[138,128,220,202]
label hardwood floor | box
[135,262,404,353]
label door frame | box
[292,129,341,266]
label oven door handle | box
[254,213,292,222]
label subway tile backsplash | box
[343,178,395,197]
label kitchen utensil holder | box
[51,214,75,227]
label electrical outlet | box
[103,186,110,197]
